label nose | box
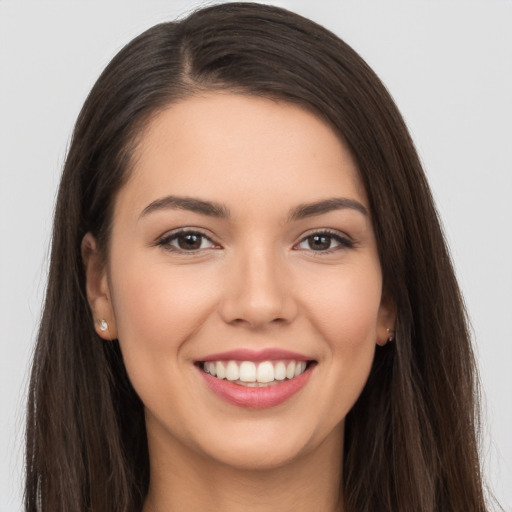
[218,246,298,329]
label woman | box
[25,3,488,511]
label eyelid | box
[156,227,221,252]
[293,228,355,252]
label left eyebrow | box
[287,197,368,221]
[139,195,230,219]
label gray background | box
[1,1,511,510]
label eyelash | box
[156,228,354,254]
[156,229,218,253]
[294,229,355,253]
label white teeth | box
[239,361,256,382]
[202,359,309,384]
[226,361,239,381]
[205,362,216,376]
[294,361,306,377]
[274,361,286,381]
[256,361,274,383]
[286,361,296,379]
[216,361,226,379]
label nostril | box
[228,316,287,328]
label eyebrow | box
[140,195,230,219]
[287,197,368,221]
[139,195,368,220]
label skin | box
[83,93,395,512]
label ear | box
[81,232,117,340]
[376,290,397,346]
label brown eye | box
[158,231,217,252]
[177,233,203,250]
[295,231,354,252]
[306,235,333,251]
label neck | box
[142,422,344,512]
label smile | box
[201,359,308,386]
[196,350,316,408]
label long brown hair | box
[25,3,488,511]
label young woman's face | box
[87,93,394,471]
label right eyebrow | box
[139,195,231,220]
[287,197,368,221]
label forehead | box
[117,93,368,220]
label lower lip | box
[198,365,313,409]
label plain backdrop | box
[1,1,511,510]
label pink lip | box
[197,363,314,409]
[198,348,312,362]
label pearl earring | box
[99,319,108,332]
[386,328,395,342]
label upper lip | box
[198,348,313,362]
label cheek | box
[307,268,381,414]
[109,256,220,365]
[299,262,383,349]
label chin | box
[190,417,344,473]
[201,438,311,472]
